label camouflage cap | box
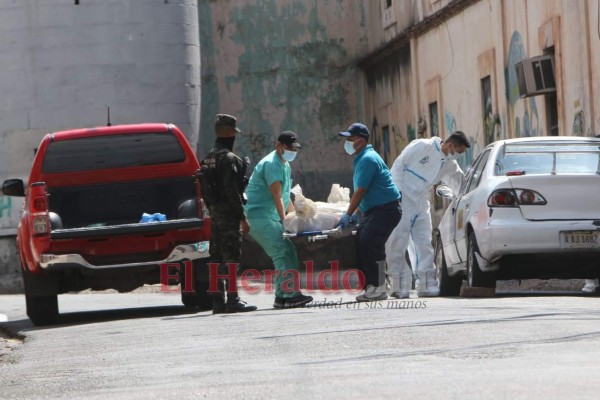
[215,114,241,133]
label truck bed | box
[47,176,197,229]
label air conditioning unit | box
[515,55,556,98]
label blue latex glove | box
[336,213,352,229]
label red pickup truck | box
[2,123,212,325]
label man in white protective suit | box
[386,131,470,297]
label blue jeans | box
[356,200,402,287]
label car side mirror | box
[435,185,455,200]
[2,179,25,197]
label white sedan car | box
[434,136,600,295]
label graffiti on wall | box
[444,110,456,135]
[571,107,591,137]
[406,123,416,142]
[0,194,19,234]
[459,136,481,172]
[572,110,584,136]
[0,196,11,219]
[506,31,542,137]
[432,108,481,170]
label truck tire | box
[22,266,59,326]
[25,294,59,326]
[180,260,212,310]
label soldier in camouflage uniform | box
[205,114,256,314]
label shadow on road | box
[1,305,208,334]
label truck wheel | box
[180,260,212,310]
[21,266,60,326]
[25,294,59,326]
[466,233,496,289]
[434,233,462,296]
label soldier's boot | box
[211,279,227,314]
[224,267,256,313]
[225,295,257,313]
[224,271,256,314]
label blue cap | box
[339,123,369,139]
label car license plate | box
[560,231,600,248]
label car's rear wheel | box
[434,232,462,296]
[180,260,212,310]
[467,233,496,289]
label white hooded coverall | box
[385,136,465,295]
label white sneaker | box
[416,271,440,297]
[582,279,599,293]
[356,284,388,302]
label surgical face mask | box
[344,140,356,155]
[447,152,462,161]
[282,149,297,162]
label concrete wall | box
[198,0,369,201]
[0,0,201,292]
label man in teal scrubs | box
[244,131,313,308]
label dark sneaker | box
[226,298,257,313]
[273,293,313,309]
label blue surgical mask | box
[344,140,356,155]
[282,149,297,162]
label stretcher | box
[283,226,356,243]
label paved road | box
[1,289,600,399]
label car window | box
[42,132,186,173]
[555,153,599,174]
[494,153,553,175]
[465,150,490,194]
[494,142,600,175]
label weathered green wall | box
[198,0,368,200]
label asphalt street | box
[1,288,600,400]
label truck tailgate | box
[50,218,203,240]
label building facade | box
[361,0,600,220]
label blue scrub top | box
[244,150,292,221]
[353,145,400,212]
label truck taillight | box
[29,182,50,235]
[488,189,546,207]
[33,197,47,211]
[32,215,49,234]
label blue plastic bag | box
[140,213,166,223]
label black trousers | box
[356,200,402,288]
